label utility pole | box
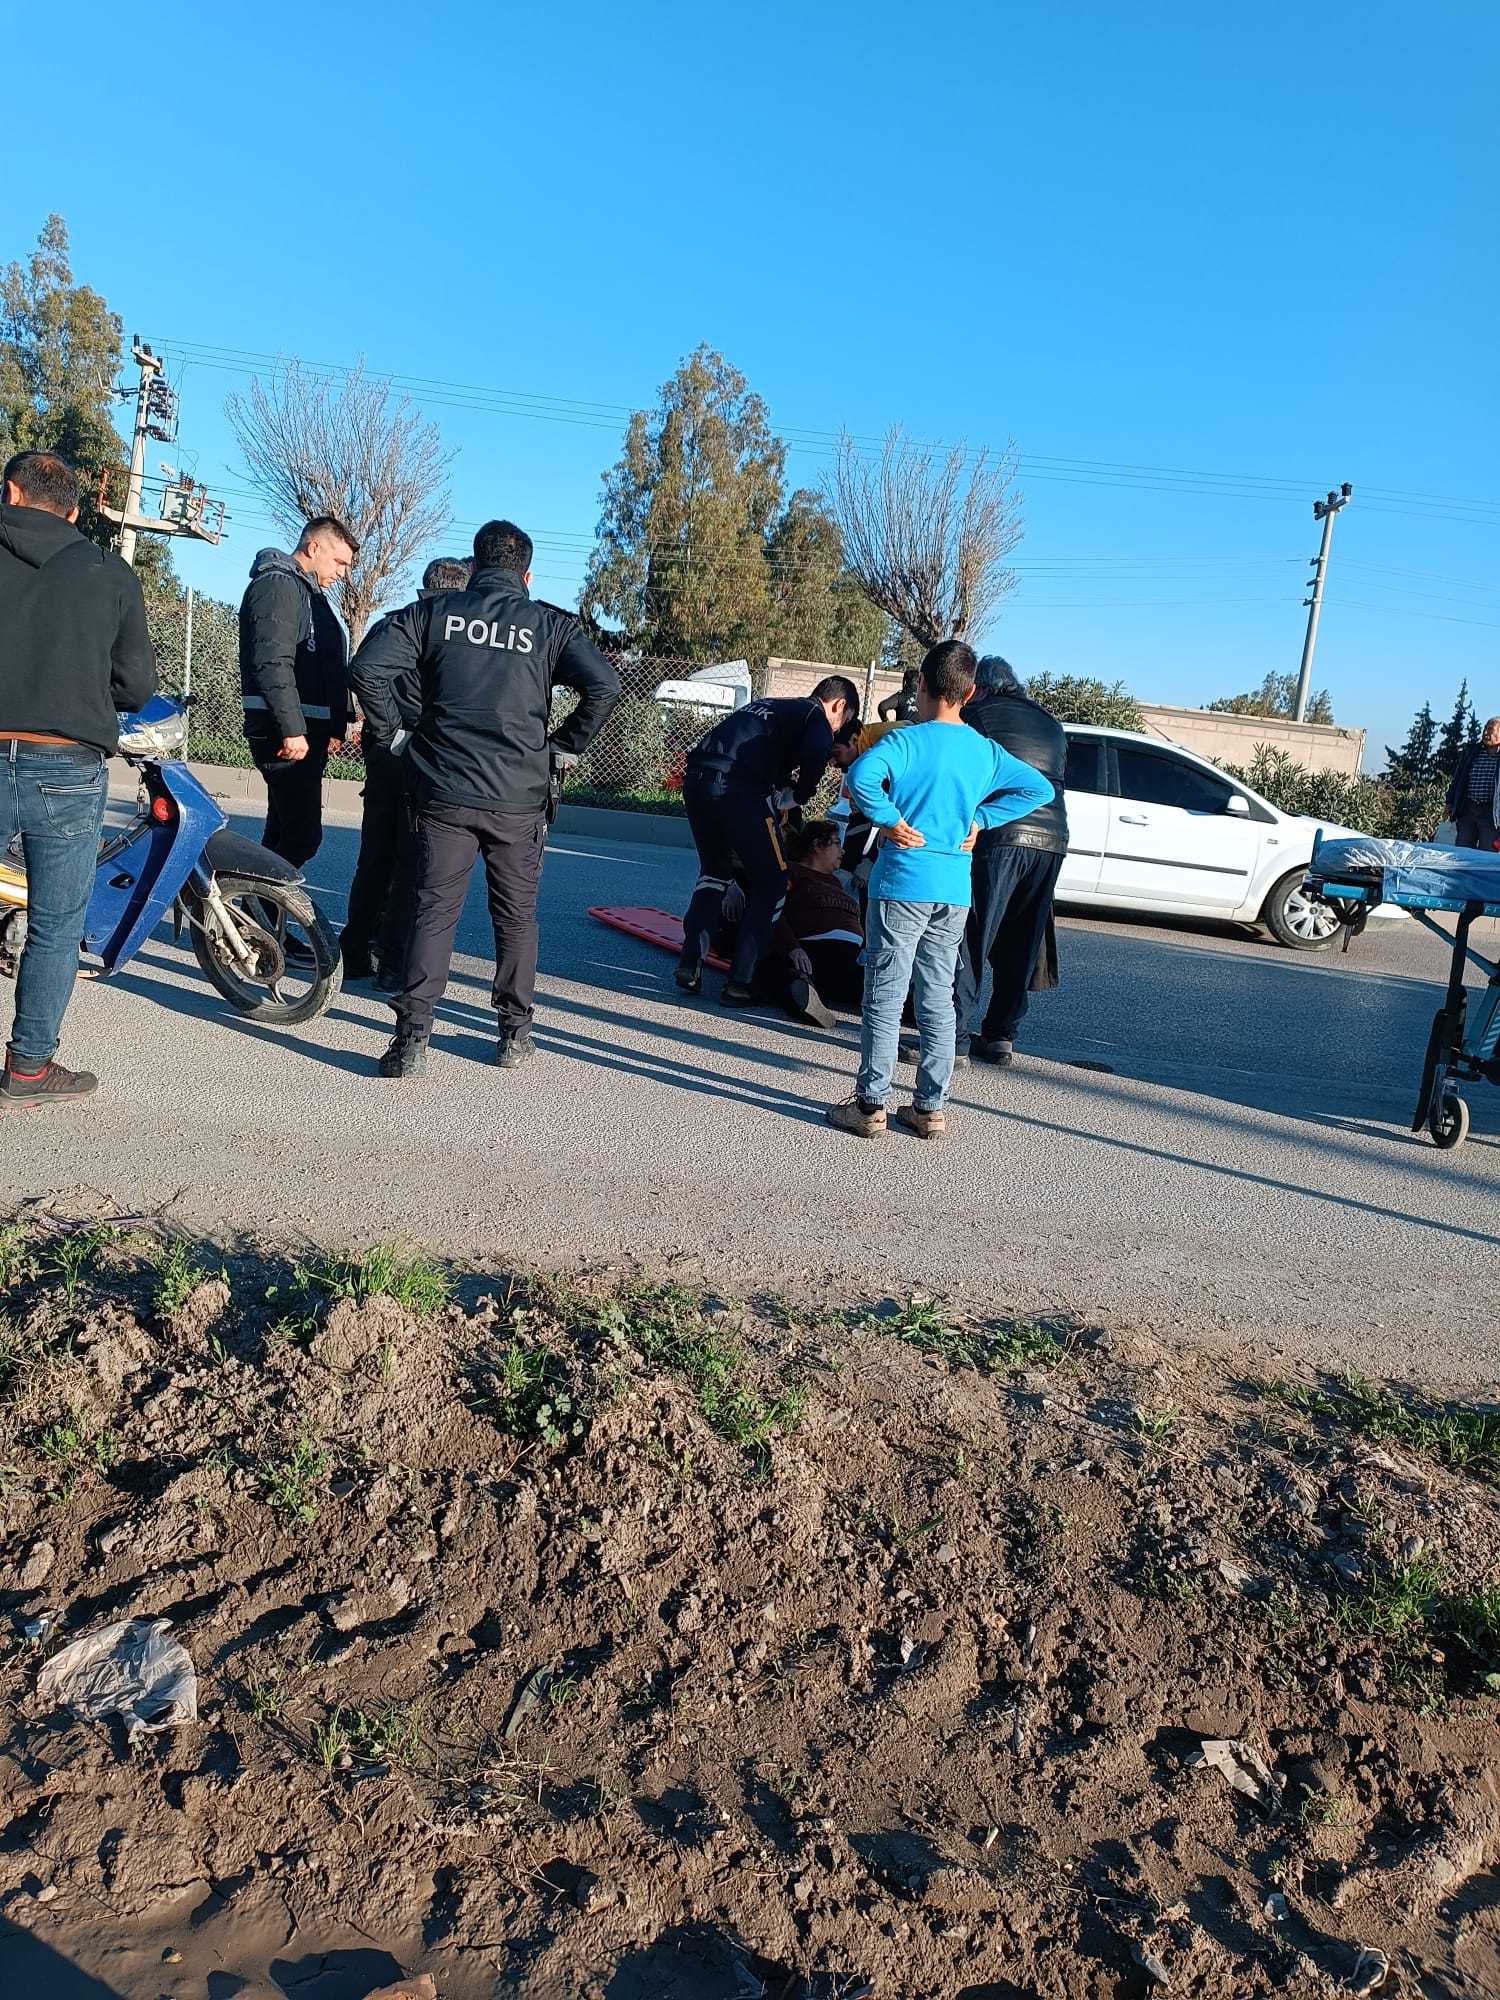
[116,339,164,567]
[98,336,224,564]
[1294,482,1352,722]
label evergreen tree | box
[1434,680,1474,778]
[581,347,882,665]
[1385,702,1438,784]
[0,213,178,618]
[764,489,884,665]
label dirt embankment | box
[0,1210,1497,1999]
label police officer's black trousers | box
[251,741,329,868]
[397,804,545,1037]
[954,846,1064,1048]
[679,774,789,988]
[341,748,417,970]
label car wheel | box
[1263,870,1341,950]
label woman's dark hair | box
[788,817,843,863]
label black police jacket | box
[349,565,620,814]
[963,686,1068,852]
[238,548,351,744]
[685,697,833,804]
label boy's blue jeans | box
[2,741,106,1071]
[856,898,969,1112]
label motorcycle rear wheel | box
[189,874,342,1025]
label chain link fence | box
[145,595,866,816]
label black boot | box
[377,1029,429,1079]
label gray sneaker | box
[496,1032,536,1069]
[0,1057,99,1110]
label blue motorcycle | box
[0,695,342,1027]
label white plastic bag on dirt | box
[37,1617,197,1737]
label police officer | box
[677,677,859,1005]
[339,554,471,987]
[350,518,619,1079]
[238,516,357,868]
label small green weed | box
[44,1225,115,1308]
[1336,1554,1445,1641]
[36,1410,116,1499]
[347,1701,424,1764]
[312,1705,353,1773]
[1266,1375,1500,1482]
[592,1286,804,1456]
[863,1297,1066,1375]
[547,1673,580,1708]
[1132,1404,1178,1443]
[0,1225,37,1294]
[261,1433,330,1525]
[153,1236,220,1323]
[302,1243,452,1316]
[1297,1785,1347,1828]
[1442,1582,1500,1679]
[245,1666,291,1720]
[478,1339,584,1450]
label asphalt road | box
[4,803,1499,1396]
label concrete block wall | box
[1137,704,1366,777]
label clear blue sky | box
[4,0,1495,766]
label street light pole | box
[1294,483,1352,722]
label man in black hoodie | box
[955,655,1067,1066]
[238,517,357,868]
[0,451,158,1108]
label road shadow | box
[0,1925,126,1997]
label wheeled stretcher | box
[1304,833,1500,1152]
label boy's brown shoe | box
[825,1095,887,1138]
[895,1103,947,1139]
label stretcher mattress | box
[589,906,730,970]
[1311,837,1500,914]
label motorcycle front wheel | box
[188,874,342,1025]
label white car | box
[1056,725,1394,948]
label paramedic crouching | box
[350,518,619,1079]
[676,677,859,1004]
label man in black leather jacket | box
[955,656,1066,1065]
[351,518,618,1078]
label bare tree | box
[225,357,454,645]
[823,427,1023,649]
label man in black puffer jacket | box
[955,655,1067,1066]
[238,517,357,867]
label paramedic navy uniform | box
[678,697,835,989]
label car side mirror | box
[1226,794,1251,817]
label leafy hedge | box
[1223,745,1447,842]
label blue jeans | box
[857,898,969,1112]
[1,742,106,1070]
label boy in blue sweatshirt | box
[829,640,1052,1138]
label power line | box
[161,334,1500,526]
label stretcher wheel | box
[1412,1009,1448,1133]
[1429,1091,1470,1151]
